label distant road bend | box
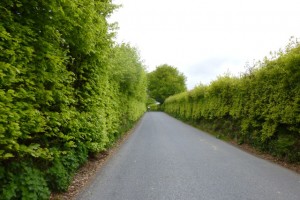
[78,112,300,200]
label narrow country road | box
[77,112,300,200]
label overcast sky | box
[110,0,300,89]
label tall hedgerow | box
[105,43,147,142]
[0,1,147,199]
[164,39,300,162]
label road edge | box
[50,114,145,200]
[163,112,300,174]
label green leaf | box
[3,153,14,159]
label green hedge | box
[164,40,300,162]
[0,1,147,199]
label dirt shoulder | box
[229,141,300,174]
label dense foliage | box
[148,64,187,104]
[164,41,300,162]
[0,1,147,199]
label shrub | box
[0,162,50,200]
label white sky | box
[109,0,300,89]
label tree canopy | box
[148,64,186,104]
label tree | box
[148,64,187,104]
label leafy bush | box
[46,159,71,192]
[0,162,50,200]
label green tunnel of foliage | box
[0,1,147,199]
[164,41,300,163]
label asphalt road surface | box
[77,112,300,200]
